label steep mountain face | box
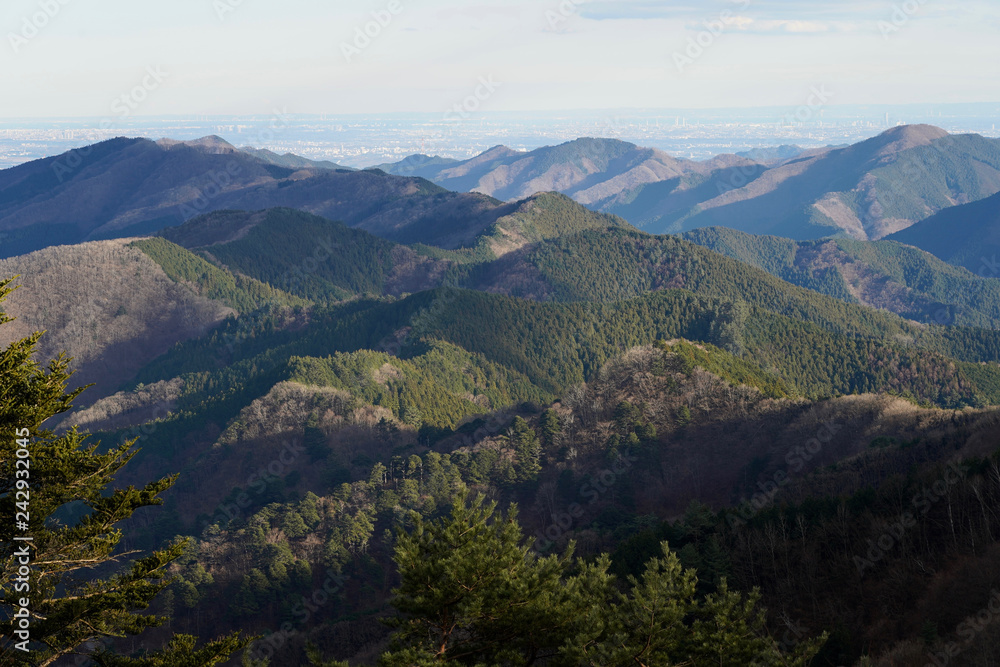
[888,189,1000,277]
[0,136,494,257]
[681,226,1000,329]
[601,125,1000,240]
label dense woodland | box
[3,189,1000,666]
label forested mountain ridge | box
[152,209,451,301]
[6,202,1000,424]
[680,226,1000,329]
[6,134,1000,666]
[83,337,1000,665]
[144,206,1000,349]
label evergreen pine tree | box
[508,417,541,483]
[379,493,610,666]
[0,277,247,665]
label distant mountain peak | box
[477,145,521,159]
[870,124,949,157]
[156,135,238,153]
[560,136,637,148]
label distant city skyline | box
[2,0,999,120]
[2,103,999,170]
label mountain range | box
[4,132,1000,666]
[6,126,1000,262]
[0,136,499,257]
[378,126,1000,240]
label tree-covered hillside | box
[682,226,1000,328]
[88,336,1000,666]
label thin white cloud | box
[731,19,862,33]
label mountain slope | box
[888,188,1000,276]
[681,226,1000,328]
[602,126,1000,239]
[375,127,1000,241]
[0,136,499,257]
[462,227,1000,353]
[84,333,1000,665]
[0,240,235,401]
[157,208,451,301]
[238,146,353,171]
[146,212,1000,371]
[128,287,1000,411]
[379,138,761,208]
[436,191,634,258]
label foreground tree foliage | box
[0,277,247,665]
[377,492,825,667]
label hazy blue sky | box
[2,0,997,118]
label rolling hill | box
[9,134,1000,667]
[154,208,452,301]
[145,207,998,349]
[76,329,1000,665]
[139,210,1000,381]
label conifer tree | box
[381,493,826,666]
[379,493,610,666]
[538,409,562,451]
[0,277,246,665]
[508,417,541,483]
